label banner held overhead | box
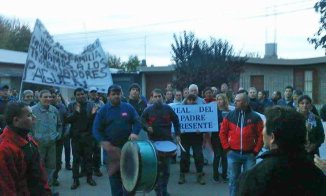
[23,19,112,93]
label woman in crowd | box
[211,94,229,183]
[297,95,325,161]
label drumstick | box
[178,142,186,152]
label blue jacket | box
[92,102,141,147]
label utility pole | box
[144,34,147,62]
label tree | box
[122,55,140,72]
[308,0,326,50]
[107,53,123,69]
[171,31,247,91]
[0,16,32,52]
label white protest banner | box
[171,103,218,133]
[23,19,112,93]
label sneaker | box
[197,173,206,185]
[178,173,186,184]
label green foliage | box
[107,53,140,72]
[308,0,326,49]
[171,31,247,91]
[122,55,140,72]
[0,16,32,52]
[107,53,123,69]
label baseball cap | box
[89,87,98,92]
[107,84,122,94]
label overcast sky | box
[1,0,324,66]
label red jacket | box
[219,108,263,154]
[0,127,51,196]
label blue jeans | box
[227,150,256,196]
[109,172,134,196]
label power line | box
[54,18,194,38]
[264,0,314,9]
[54,4,314,43]
[37,0,317,55]
[244,6,313,19]
[56,31,174,49]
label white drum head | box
[154,141,177,153]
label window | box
[304,71,313,99]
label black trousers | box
[211,132,227,179]
[53,136,71,179]
[71,132,94,179]
[92,139,101,170]
[179,134,204,173]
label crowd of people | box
[0,81,325,196]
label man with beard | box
[237,106,326,195]
[93,84,140,196]
[141,88,181,196]
[0,102,52,195]
[66,88,97,189]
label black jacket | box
[141,103,180,141]
[65,101,96,137]
[127,97,147,116]
[237,150,326,196]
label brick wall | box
[316,65,326,104]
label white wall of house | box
[240,64,293,93]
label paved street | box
[56,139,326,196]
[55,161,228,196]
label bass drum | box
[120,140,158,193]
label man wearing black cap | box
[127,83,148,140]
[88,87,104,177]
[93,84,141,196]
[127,83,147,116]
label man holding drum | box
[141,88,181,196]
[93,84,141,196]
